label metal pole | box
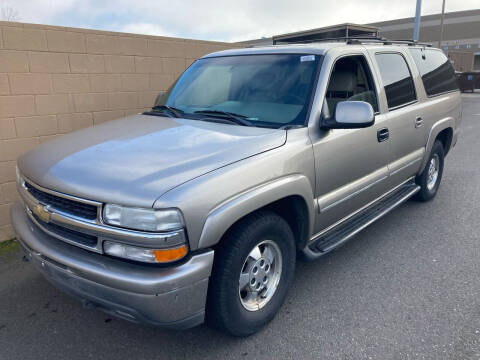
[413,0,422,41]
[439,0,446,48]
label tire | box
[206,210,296,336]
[413,140,445,202]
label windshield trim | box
[300,54,323,127]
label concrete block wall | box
[0,21,237,241]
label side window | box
[409,48,459,96]
[375,53,417,109]
[324,55,379,115]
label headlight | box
[103,241,188,263]
[103,204,184,232]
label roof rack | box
[384,38,433,47]
[275,36,432,47]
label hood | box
[18,114,286,207]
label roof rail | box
[385,39,433,47]
[275,36,432,47]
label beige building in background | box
[371,9,480,72]
[242,9,480,72]
[0,21,237,241]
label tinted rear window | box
[409,48,459,96]
[375,53,417,109]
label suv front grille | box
[24,181,98,220]
[32,213,98,248]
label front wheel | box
[207,210,296,336]
[413,140,445,202]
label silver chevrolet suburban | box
[11,39,461,336]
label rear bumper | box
[10,201,214,329]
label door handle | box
[377,128,389,142]
[415,116,423,128]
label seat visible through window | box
[325,56,378,115]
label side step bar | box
[302,180,420,260]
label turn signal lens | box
[103,241,188,263]
[153,245,188,263]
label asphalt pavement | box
[0,93,479,360]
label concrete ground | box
[0,94,479,360]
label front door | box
[310,54,391,234]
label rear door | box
[408,47,461,139]
[369,50,427,186]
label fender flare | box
[419,117,455,173]
[197,174,315,249]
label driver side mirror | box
[322,101,375,129]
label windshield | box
[155,54,321,128]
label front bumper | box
[10,201,214,329]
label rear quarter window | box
[409,48,459,96]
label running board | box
[303,181,420,260]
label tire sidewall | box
[417,141,445,200]
[209,212,296,336]
[232,220,294,324]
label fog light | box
[103,241,188,263]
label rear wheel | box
[413,140,444,202]
[207,210,296,336]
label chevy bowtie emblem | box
[33,204,51,223]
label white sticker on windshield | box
[300,55,315,62]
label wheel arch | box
[419,118,455,173]
[435,127,453,155]
[197,175,315,251]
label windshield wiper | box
[151,105,183,118]
[194,110,254,127]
